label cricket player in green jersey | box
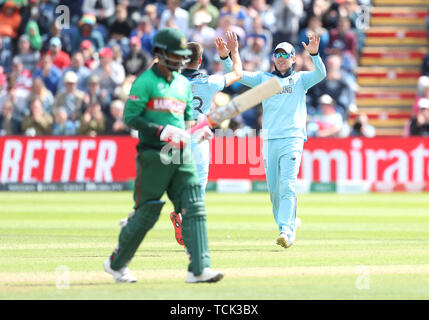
[103,28,223,283]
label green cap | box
[153,28,191,56]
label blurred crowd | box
[0,0,372,138]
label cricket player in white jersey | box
[218,33,326,248]
[169,31,243,246]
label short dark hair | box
[187,42,203,65]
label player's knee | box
[180,184,206,219]
[279,181,296,200]
[134,200,165,229]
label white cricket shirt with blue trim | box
[222,54,326,141]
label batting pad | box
[181,184,211,276]
[111,200,165,270]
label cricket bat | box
[189,76,283,134]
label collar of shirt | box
[272,66,294,78]
[181,68,203,79]
[152,64,178,82]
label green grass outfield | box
[0,191,429,300]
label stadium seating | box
[356,0,428,135]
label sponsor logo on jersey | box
[147,98,187,114]
[129,95,139,101]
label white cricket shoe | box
[276,217,301,249]
[103,259,137,283]
[186,268,224,283]
[276,232,296,248]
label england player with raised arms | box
[169,31,243,246]
[217,33,326,248]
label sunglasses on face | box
[273,52,291,59]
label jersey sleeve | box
[208,74,226,93]
[221,56,264,88]
[184,81,194,121]
[124,79,162,136]
[300,54,327,91]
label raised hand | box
[302,32,320,55]
[214,36,229,58]
[225,31,238,52]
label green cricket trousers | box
[110,145,211,276]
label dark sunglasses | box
[273,52,291,59]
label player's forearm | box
[125,116,163,137]
[229,48,243,82]
[221,56,260,88]
[302,54,327,90]
[310,54,327,80]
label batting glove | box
[160,124,191,149]
[193,126,214,143]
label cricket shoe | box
[170,211,184,246]
[186,268,224,283]
[276,217,301,249]
[103,258,137,283]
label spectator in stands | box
[107,3,135,56]
[409,98,429,136]
[20,0,56,39]
[321,0,341,31]
[219,0,249,30]
[350,113,375,138]
[29,77,54,115]
[0,1,22,40]
[307,54,356,118]
[0,100,21,135]
[295,51,314,72]
[339,0,365,52]
[82,0,116,27]
[9,58,33,121]
[83,74,111,115]
[42,21,76,56]
[189,0,220,30]
[326,16,358,62]
[307,94,346,138]
[77,101,105,136]
[79,40,98,70]
[33,54,62,96]
[73,13,105,53]
[52,107,77,136]
[130,15,156,55]
[53,71,85,123]
[143,4,161,30]
[298,15,329,61]
[240,36,271,72]
[215,15,246,47]
[58,0,83,25]
[413,76,429,115]
[421,52,429,77]
[45,37,71,70]
[188,10,217,71]
[0,36,13,74]
[246,0,276,32]
[24,20,43,52]
[272,0,304,48]
[93,47,125,97]
[104,99,130,135]
[325,38,358,92]
[21,97,53,136]
[159,0,190,38]
[123,36,151,76]
[59,52,91,93]
[245,16,273,56]
[17,35,40,73]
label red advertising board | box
[0,136,137,183]
[1,136,429,183]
